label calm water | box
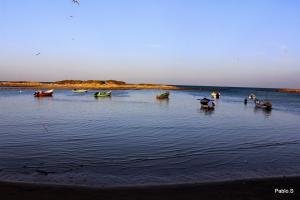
[0,87,300,186]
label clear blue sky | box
[1,0,300,88]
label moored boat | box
[248,93,256,100]
[255,99,272,110]
[34,89,54,97]
[72,89,88,93]
[94,91,112,97]
[156,92,169,99]
[211,91,220,99]
[198,98,215,109]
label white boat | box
[45,89,54,93]
[211,91,220,99]
[248,93,256,100]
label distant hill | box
[54,80,126,85]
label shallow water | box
[0,88,300,186]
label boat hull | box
[34,92,53,97]
[34,89,54,97]
[255,100,272,110]
[94,91,112,97]
[199,98,215,109]
[201,104,215,109]
[156,92,169,99]
[73,90,88,93]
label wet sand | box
[0,176,299,200]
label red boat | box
[34,89,54,97]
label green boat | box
[156,91,169,99]
[94,91,112,97]
[72,89,88,93]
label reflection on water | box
[112,91,131,97]
[199,107,215,115]
[0,89,300,186]
[254,107,272,117]
[157,98,169,107]
[34,96,54,104]
[94,96,112,100]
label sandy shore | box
[0,176,299,200]
[278,89,300,93]
[0,81,180,90]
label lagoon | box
[0,87,300,186]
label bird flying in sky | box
[35,52,41,56]
[72,0,79,5]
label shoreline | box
[1,81,299,93]
[0,176,299,200]
[0,81,181,91]
[278,89,300,94]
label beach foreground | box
[0,177,299,200]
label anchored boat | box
[198,98,215,109]
[211,91,220,99]
[248,93,256,100]
[255,99,272,110]
[72,89,88,93]
[156,92,169,99]
[34,89,54,97]
[94,91,112,97]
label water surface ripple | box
[0,88,300,186]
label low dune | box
[278,89,300,93]
[0,80,180,90]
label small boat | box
[255,99,272,110]
[248,93,256,100]
[94,91,112,97]
[156,92,169,99]
[72,89,88,93]
[198,98,215,109]
[211,91,220,99]
[34,89,54,97]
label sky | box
[1,0,300,88]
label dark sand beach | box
[0,177,299,200]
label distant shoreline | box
[0,80,180,90]
[278,89,300,93]
[1,81,299,93]
[0,176,299,200]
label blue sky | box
[1,0,300,88]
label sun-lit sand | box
[278,89,300,93]
[0,80,180,90]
